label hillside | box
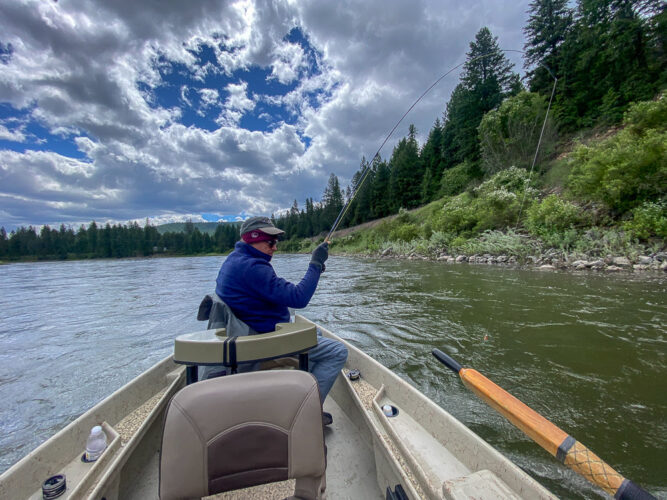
[281,95,666,273]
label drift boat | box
[1,316,557,499]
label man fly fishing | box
[215,216,348,426]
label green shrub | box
[421,222,433,240]
[570,227,635,257]
[624,92,667,135]
[475,166,538,196]
[473,167,539,231]
[567,96,667,214]
[278,237,302,253]
[436,167,539,235]
[538,228,582,251]
[428,231,454,249]
[395,207,413,224]
[623,201,667,240]
[388,223,420,242]
[438,193,479,233]
[451,229,537,257]
[439,162,477,197]
[332,229,386,254]
[479,91,556,175]
[525,195,587,237]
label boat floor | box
[124,396,383,500]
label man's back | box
[216,241,320,333]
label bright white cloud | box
[197,88,220,116]
[270,41,306,84]
[0,124,26,142]
[226,82,255,112]
[216,81,255,126]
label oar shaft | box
[432,350,656,500]
[460,368,568,457]
[460,369,631,497]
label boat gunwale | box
[0,355,184,499]
[87,360,185,499]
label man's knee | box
[313,337,348,363]
[333,340,348,364]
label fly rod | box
[432,348,656,500]
[325,50,557,242]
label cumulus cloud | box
[270,41,307,84]
[0,124,26,143]
[197,88,221,116]
[0,0,531,230]
[216,81,255,125]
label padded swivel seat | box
[159,369,326,500]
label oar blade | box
[431,348,462,374]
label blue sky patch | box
[0,104,89,160]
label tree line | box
[0,220,241,260]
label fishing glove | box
[310,242,329,271]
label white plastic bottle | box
[85,425,107,462]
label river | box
[0,255,665,498]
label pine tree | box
[372,159,392,217]
[322,174,344,229]
[554,0,660,128]
[420,118,444,202]
[351,157,375,225]
[441,83,481,165]
[523,0,573,94]
[463,27,518,107]
[389,124,423,210]
[39,225,52,257]
[88,221,98,255]
[442,28,519,166]
[0,227,7,258]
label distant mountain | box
[156,221,240,235]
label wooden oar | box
[432,348,656,500]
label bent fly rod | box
[432,348,656,500]
[325,50,557,242]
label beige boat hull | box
[0,317,557,499]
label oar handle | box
[432,348,656,500]
[557,441,656,500]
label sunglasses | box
[266,239,278,248]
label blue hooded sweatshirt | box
[215,241,322,333]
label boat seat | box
[159,369,326,500]
[174,318,318,383]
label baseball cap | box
[239,216,285,237]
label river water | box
[0,255,665,498]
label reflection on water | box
[1,255,665,498]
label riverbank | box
[311,195,667,275]
[327,231,667,274]
[316,216,667,275]
[373,246,667,273]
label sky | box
[0,0,532,231]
